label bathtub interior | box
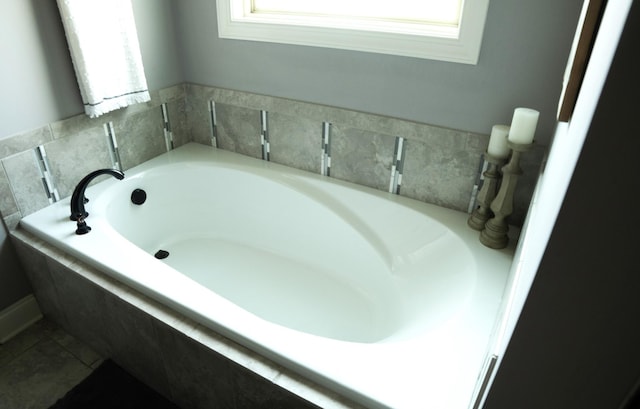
[100,158,477,344]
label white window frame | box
[216,0,490,64]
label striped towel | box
[57,0,150,118]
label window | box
[216,0,490,64]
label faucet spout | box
[70,169,124,222]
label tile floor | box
[0,318,103,409]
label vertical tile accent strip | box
[260,110,270,161]
[104,122,123,172]
[34,145,59,203]
[389,137,406,194]
[161,103,174,151]
[208,100,218,148]
[321,122,332,176]
[467,154,488,213]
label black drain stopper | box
[131,188,147,205]
[154,250,169,259]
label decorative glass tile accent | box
[209,100,218,148]
[467,154,489,214]
[161,103,174,151]
[389,137,406,194]
[260,110,270,161]
[34,145,59,203]
[104,122,123,172]
[321,122,331,176]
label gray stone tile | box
[43,124,113,201]
[215,103,262,159]
[0,318,47,358]
[233,364,320,409]
[113,107,166,170]
[158,84,187,104]
[155,321,237,409]
[185,82,214,98]
[29,318,63,339]
[11,236,47,290]
[0,344,12,367]
[330,126,396,192]
[2,212,21,231]
[208,86,272,112]
[0,126,53,160]
[0,337,91,409]
[50,329,102,368]
[143,89,164,111]
[100,291,171,399]
[46,258,111,357]
[185,86,215,147]
[166,99,189,149]
[155,319,320,409]
[2,150,50,217]
[50,113,110,142]
[9,238,63,328]
[0,164,18,217]
[269,97,328,123]
[49,105,156,142]
[400,136,478,212]
[269,112,322,174]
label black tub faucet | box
[70,169,124,234]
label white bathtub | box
[20,142,513,408]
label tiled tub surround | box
[1,83,543,230]
[0,83,541,407]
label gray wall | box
[172,0,583,144]
[0,0,183,138]
[0,0,80,138]
[0,0,183,311]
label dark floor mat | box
[48,359,180,409]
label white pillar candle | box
[508,108,539,144]
[487,125,511,159]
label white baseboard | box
[0,294,43,343]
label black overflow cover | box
[154,250,169,259]
[131,188,147,205]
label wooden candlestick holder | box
[468,153,507,231]
[480,141,532,249]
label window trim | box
[216,0,490,64]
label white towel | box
[57,0,150,118]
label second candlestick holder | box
[468,152,506,231]
[480,141,532,249]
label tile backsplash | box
[1,83,543,230]
[0,85,186,230]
